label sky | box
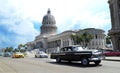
[0,0,111,48]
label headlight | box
[92,52,102,58]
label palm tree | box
[18,44,26,53]
[71,34,79,45]
[71,32,93,48]
[79,32,93,48]
[13,48,19,52]
[4,47,13,52]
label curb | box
[103,57,120,62]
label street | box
[0,56,120,73]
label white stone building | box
[77,28,106,49]
[26,9,106,53]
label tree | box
[18,44,23,51]
[18,44,27,53]
[71,34,80,45]
[13,48,19,52]
[4,47,13,52]
[79,32,93,48]
[106,36,111,44]
[106,35,112,48]
[71,32,93,48]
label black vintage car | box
[50,45,103,66]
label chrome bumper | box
[89,57,103,61]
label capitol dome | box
[40,9,57,36]
[42,9,56,25]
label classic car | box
[35,51,48,58]
[50,45,103,66]
[12,52,24,58]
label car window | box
[73,47,83,51]
[39,51,45,54]
[60,48,67,52]
[68,48,71,51]
[67,47,72,52]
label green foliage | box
[71,32,93,48]
[3,43,27,53]
[106,36,111,44]
[4,47,13,52]
[18,44,27,53]
[79,32,93,48]
[12,49,19,52]
[18,44,24,50]
[71,34,80,44]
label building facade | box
[108,0,120,51]
[77,28,106,50]
[26,9,106,53]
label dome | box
[42,9,56,25]
[40,9,57,36]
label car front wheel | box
[81,58,89,66]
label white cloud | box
[79,11,111,28]
[56,10,111,33]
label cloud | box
[79,11,111,29]
[0,0,39,48]
[0,0,110,48]
[56,9,111,33]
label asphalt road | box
[0,56,120,73]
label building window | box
[96,41,98,45]
[99,42,101,45]
[92,41,94,45]
[96,35,97,39]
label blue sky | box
[0,0,111,48]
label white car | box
[35,51,48,58]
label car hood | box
[78,49,102,54]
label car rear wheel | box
[94,60,101,65]
[81,58,89,66]
[56,57,61,63]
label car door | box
[65,47,74,60]
[58,47,66,60]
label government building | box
[26,9,106,53]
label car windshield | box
[39,51,45,54]
[73,47,84,51]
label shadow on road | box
[47,61,102,68]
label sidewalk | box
[104,56,120,61]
